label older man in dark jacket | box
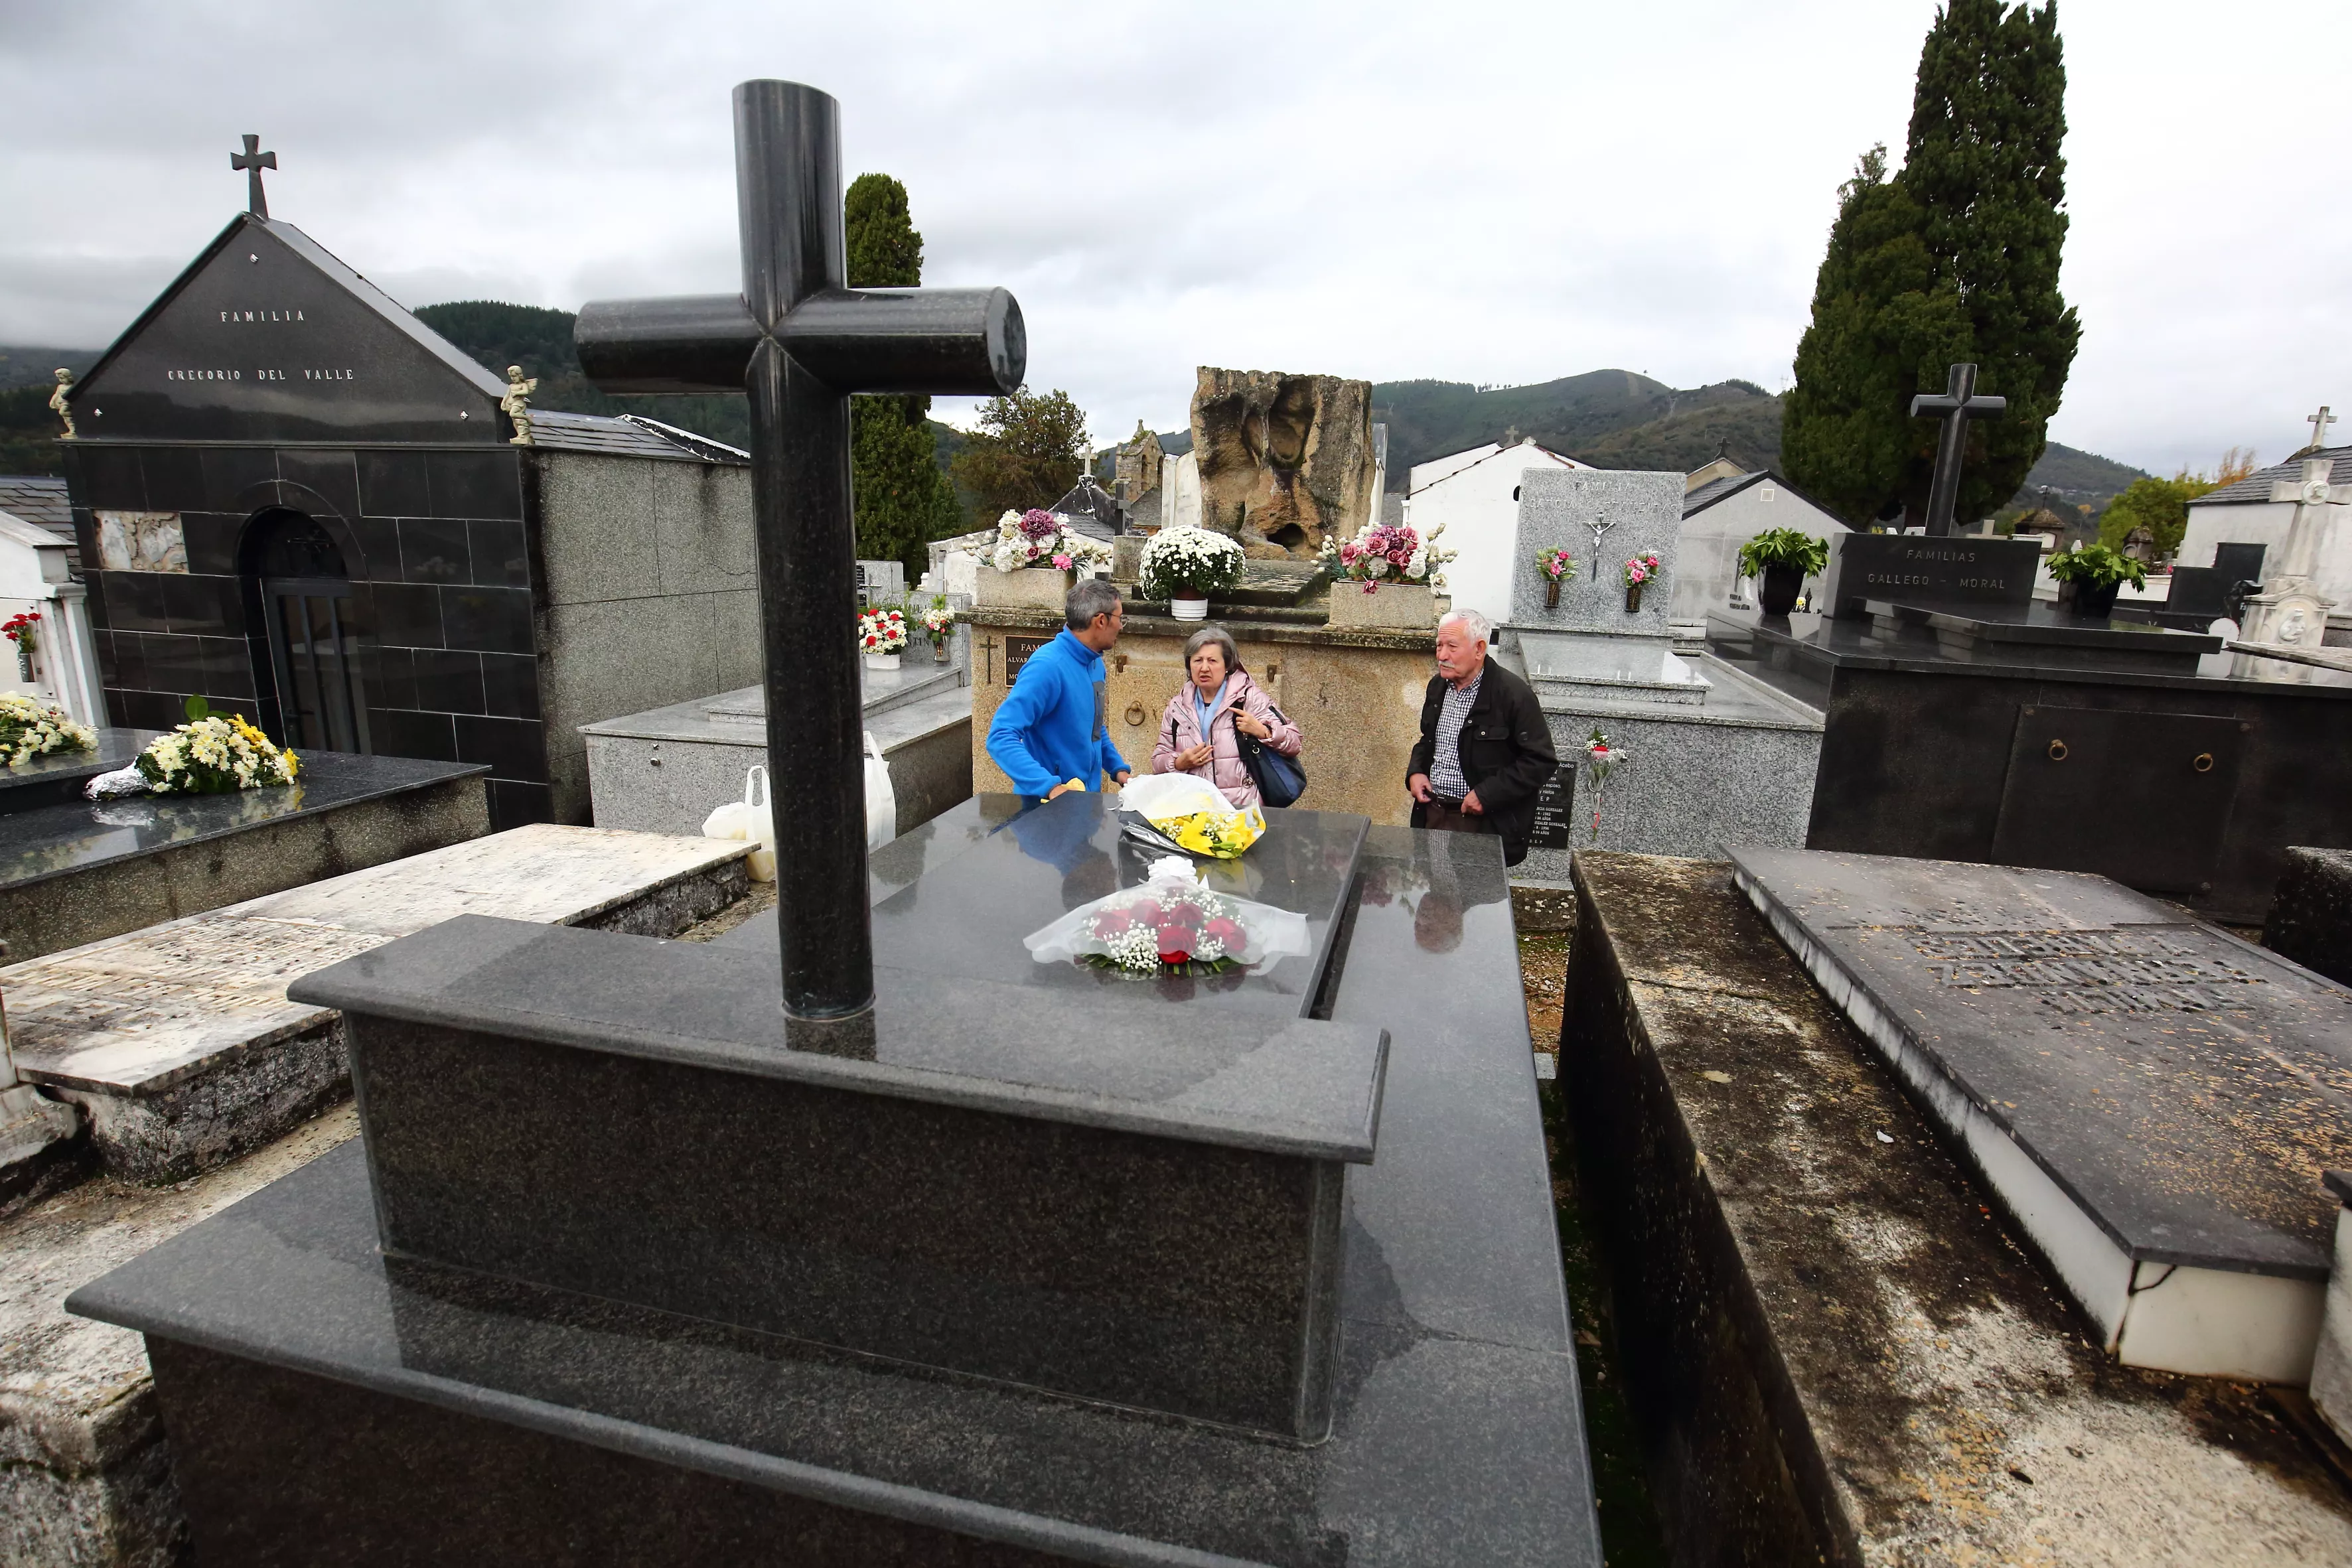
[1406,609,1558,867]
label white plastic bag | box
[863,731,896,851]
[1023,855,1310,975]
[1116,771,1232,824]
[701,766,776,883]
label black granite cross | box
[1910,362,2006,537]
[232,135,275,218]
[577,81,1023,1022]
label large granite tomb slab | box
[1731,846,2352,1383]
[68,819,1601,1565]
[293,914,1382,1439]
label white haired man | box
[1405,608,1558,867]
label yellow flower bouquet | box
[1117,773,1265,860]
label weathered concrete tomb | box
[1562,850,2352,1563]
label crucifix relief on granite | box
[577,80,1023,1022]
[1586,510,1616,580]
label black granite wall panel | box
[74,443,550,829]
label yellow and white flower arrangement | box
[0,691,96,768]
[135,701,298,794]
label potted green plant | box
[1737,529,1830,617]
[2044,543,2147,617]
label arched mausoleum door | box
[241,508,370,755]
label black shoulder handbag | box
[1236,700,1307,808]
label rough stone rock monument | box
[1190,367,1376,558]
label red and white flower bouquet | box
[1024,856,1311,979]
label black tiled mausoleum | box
[62,211,757,831]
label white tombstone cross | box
[2308,404,2337,452]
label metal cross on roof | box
[1910,362,2007,537]
[2307,404,2337,452]
[231,134,276,218]
[577,81,1022,1024]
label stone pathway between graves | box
[1522,924,1671,1568]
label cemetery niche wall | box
[60,203,759,831]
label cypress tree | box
[1783,1,2079,528]
[844,173,964,576]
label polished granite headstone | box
[1817,532,2041,617]
[72,818,1599,1565]
[1733,847,2352,1383]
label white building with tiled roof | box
[1402,439,1589,622]
[2181,446,2352,640]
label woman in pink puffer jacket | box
[1149,625,1303,809]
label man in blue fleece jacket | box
[986,578,1132,802]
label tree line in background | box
[1783,0,2079,530]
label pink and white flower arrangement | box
[988,508,1113,575]
[1622,551,1661,589]
[858,606,908,655]
[920,596,955,642]
[1535,547,1577,583]
[1320,522,1455,595]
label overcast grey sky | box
[3,1,2344,476]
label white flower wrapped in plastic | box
[1023,854,1311,978]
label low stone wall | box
[2266,845,2352,987]
[1560,850,2352,1564]
[967,607,1434,825]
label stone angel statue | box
[48,369,76,440]
[501,364,538,445]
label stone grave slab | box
[0,749,490,962]
[1731,846,2352,1383]
[5,824,749,1180]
